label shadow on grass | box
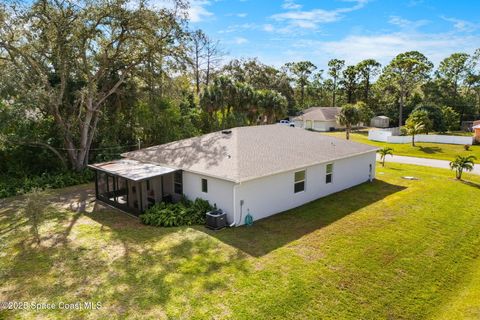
[84,204,249,316]
[86,202,184,243]
[418,146,443,154]
[1,193,249,318]
[460,180,480,190]
[206,179,406,257]
[383,167,402,171]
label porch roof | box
[88,159,177,181]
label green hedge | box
[140,197,214,227]
[0,170,94,199]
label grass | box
[1,163,480,319]
[322,130,480,163]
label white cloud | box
[336,0,369,13]
[237,13,248,18]
[388,16,429,30]
[442,16,479,33]
[263,24,275,32]
[270,0,369,33]
[292,31,480,67]
[272,9,340,25]
[188,0,214,23]
[282,0,302,10]
[234,37,249,44]
[218,23,257,34]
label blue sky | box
[185,0,480,69]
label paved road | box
[376,154,480,175]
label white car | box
[278,120,295,127]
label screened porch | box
[89,159,183,216]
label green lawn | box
[1,164,480,319]
[322,130,480,163]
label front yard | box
[1,163,480,319]
[323,130,480,163]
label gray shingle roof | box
[122,125,377,183]
[293,107,341,121]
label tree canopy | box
[0,0,479,182]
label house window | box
[201,178,208,193]
[294,170,305,193]
[174,171,183,194]
[326,163,333,184]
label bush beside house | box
[140,197,214,227]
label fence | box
[368,128,473,145]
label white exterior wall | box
[369,129,473,145]
[294,120,304,128]
[313,120,339,131]
[295,120,343,131]
[182,171,235,223]
[232,151,376,226]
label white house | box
[292,107,344,131]
[89,125,378,226]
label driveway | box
[376,154,480,176]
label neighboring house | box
[89,125,377,226]
[292,107,344,131]
[370,116,390,128]
[474,123,480,143]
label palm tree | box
[377,147,394,167]
[404,120,425,146]
[337,104,360,140]
[257,89,288,124]
[449,155,477,180]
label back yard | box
[1,163,480,319]
[323,130,480,163]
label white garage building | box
[89,125,377,226]
[293,107,344,131]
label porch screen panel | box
[116,177,128,205]
[97,172,107,196]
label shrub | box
[412,105,443,133]
[140,197,214,227]
[441,106,460,132]
[408,109,432,134]
[0,170,94,199]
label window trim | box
[326,163,333,184]
[294,170,306,193]
[201,178,208,193]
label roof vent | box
[222,130,232,134]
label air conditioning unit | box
[205,209,227,230]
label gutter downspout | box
[229,183,238,227]
[230,182,244,227]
